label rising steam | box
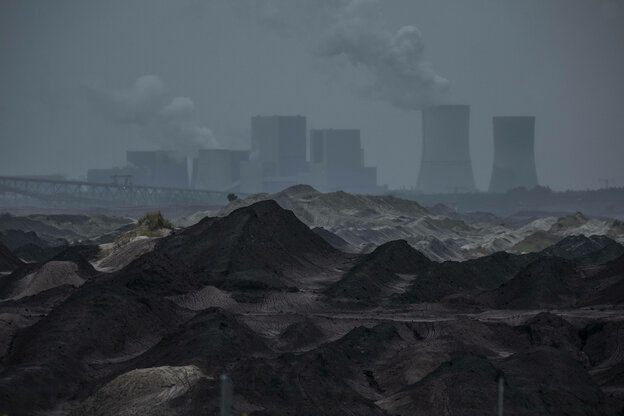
[88,75,218,156]
[262,0,449,110]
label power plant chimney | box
[417,105,476,193]
[488,116,538,193]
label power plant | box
[240,115,311,194]
[88,151,188,188]
[240,117,383,194]
[250,115,308,177]
[79,109,541,200]
[489,116,538,193]
[308,129,377,193]
[417,105,476,194]
[192,149,249,191]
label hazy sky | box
[1,0,623,191]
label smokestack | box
[417,105,475,193]
[488,116,538,193]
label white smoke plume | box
[88,75,218,156]
[262,0,449,110]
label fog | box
[1,0,623,190]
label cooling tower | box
[417,105,476,193]
[488,116,538,193]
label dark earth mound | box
[0,199,623,415]
[397,251,538,304]
[0,229,49,250]
[480,256,584,309]
[0,241,23,272]
[324,240,430,304]
[0,285,192,415]
[312,226,353,252]
[275,318,325,351]
[126,307,270,373]
[11,243,65,263]
[107,200,345,298]
[541,234,624,265]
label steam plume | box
[262,0,449,110]
[88,75,218,156]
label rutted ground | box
[179,185,624,261]
[0,196,622,415]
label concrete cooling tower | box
[417,105,476,193]
[488,116,538,193]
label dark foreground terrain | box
[0,200,623,415]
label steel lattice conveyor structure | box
[0,176,240,207]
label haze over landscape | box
[1,1,624,415]
[1,0,624,190]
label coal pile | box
[0,199,622,415]
[480,256,585,309]
[541,234,624,265]
[0,229,49,251]
[0,241,23,272]
[324,240,430,304]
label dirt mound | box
[0,246,99,301]
[275,318,325,350]
[512,230,562,253]
[230,354,386,415]
[127,308,269,373]
[1,200,623,415]
[398,251,537,304]
[0,241,22,272]
[96,237,158,272]
[0,229,49,250]
[381,347,609,416]
[0,285,191,415]
[322,323,402,368]
[579,254,624,306]
[363,240,431,271]
[0,284,77,359]
[162,200,340,281]
[218,185,429,224]
[515,312,585,364]
[549,212,589,233]
[481,256,584,309]
[109,200,345,296]
[226,323,401,415]
[312,226,354,252]
[541,234,624,265]
[324,240,430,303]
[167,286,237,310]
[70,365,207,416]
[11,243,65,263]
[500,347,609,415]
[2,261,85,300]
[378,354,510,416]
[580,321,624,400]
[0,212,76,243]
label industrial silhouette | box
[489,116,539,193]
[417,105,476,193]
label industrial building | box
[239,117,381,195]
[308,129,378,193]
[250,115,307,177]
[126,150,189,188]
[191,149,249,191]
[88,151,189,188]
[86,115,383,196]
[240,115,309,194]
[489,116,538,193]
[417,105,476,194]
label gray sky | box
[1,0,623,191]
